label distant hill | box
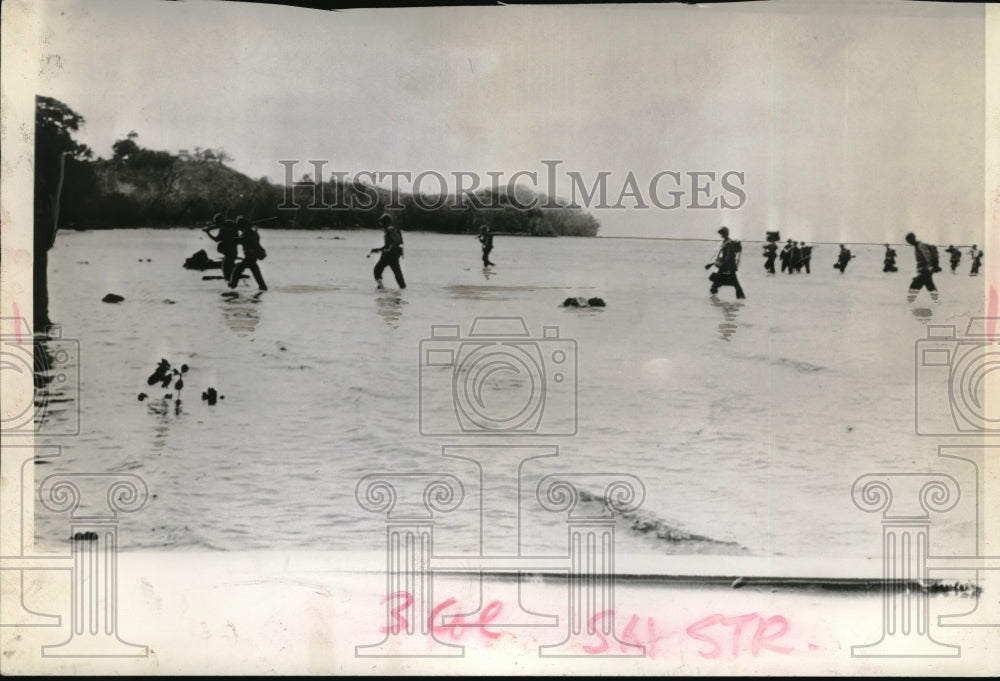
[82,151,271,228]
[69,136,600,237]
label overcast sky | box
[9,0,989,243]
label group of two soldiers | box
[203,214,268,290]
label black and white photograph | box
[1,0,997,675]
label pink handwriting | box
[374,592,802,659]
[685,612,793,658]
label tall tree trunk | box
[33,247,50,332]
[34,152,66,333]
[51,152,67,245]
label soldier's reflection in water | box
[221,291,263,337]
[375,293,407,329]
[710,294,744,342]
[911,306,934,324]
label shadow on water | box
[220,290,263,336]
[375,292,407,328]
[273,285,341,294]
[444,284,590,302]
[710,295,744,342]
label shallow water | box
[25,228,989,568]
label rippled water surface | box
[26,228,988,567]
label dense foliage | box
[38,97,599,238]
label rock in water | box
[184,249,223,270]
[562,296,606,308]
[102,293,124,303]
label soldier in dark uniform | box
[370,213,406,289]
[883,243,898,272]
[945,244,962,273]
[478,224,495,267]
[203,213,240,283]
[706,226,745,300]
[228,216,268,291]
[969,245,983,276]
[790,241,803,273]
[834,244,854,273]
[905,232,939,303]
[780,239,793,273]
[762,241,777,274]
[800,243,813,274]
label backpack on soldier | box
[927,243,940,272]
[720,240,742,272]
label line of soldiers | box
[762,238,815,274]
[711,227,986,303]
[887,242,982,276]
[760,238,983,277]
[201,212,495,293]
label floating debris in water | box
[562,296,606,308]
[184,249,222,271]
[143,359,190,414]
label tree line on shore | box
[34,96,600,238]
